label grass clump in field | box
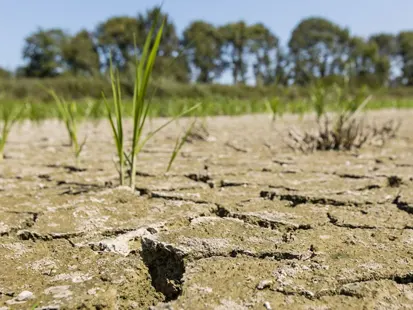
[104,12,200,188]
[286,84,401,153]
[0,102,25,161]
[166,117,211,173]
[185,119,211,142]
[265,96,284,123]
[47,89,98,166]
[166,119,197,172]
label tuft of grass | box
[186,118,211,142]
[0,102,25,161]
[30,303,39,310]
[265,96,284,123]
[309,82,329,122]
[286,85,401,152]
[104,12,200,188]
[103,61,126,185]
[47,89,89,166]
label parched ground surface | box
[0,109,413,310]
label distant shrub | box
[1,77,413,111]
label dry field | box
[1,109,413,310]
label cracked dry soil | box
[1,110,413,310]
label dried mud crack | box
[393,194,413,214]
[214,206,313,231]
[0,211,40,237]
[271,271,413,300]
[260,190,354,206]
[2,112,413,309]
[327,212,377,229]
[141,237,186,301]
[140,233,314,302]
[16,230,85,242]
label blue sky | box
[1,0,412,72]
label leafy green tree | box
[347,37,376,77]
[397,31,413,85]
[274,47,291,86]
[347,36,390,86]
[248,23,279,86]
[374,56,391,86]
[219,21,250,84]
[288,17,350,85]
[95,16,139,70]
[62,30,100,76]
[369,33,398,57]
[369,33,399,85]
[152,55,191,83]
[137,6,179,57]
[182,21,225,83]
[135,6,190,82]
[22,28,68,77]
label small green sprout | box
[166,118,197,172]
[104,11,200,188]
[0,102,25,161]
[47,89,88,167]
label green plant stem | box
[0,123,9,160]
[0,103,25,160]
[129,103,200,187]
[166,118,197,172]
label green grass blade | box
[166,118,197,172]
[136,102,201,155]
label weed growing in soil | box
[166,119,197,172]
[286,85,401,152]
[265,96,284,123]
[104,13,199,188]
[310,82,330,122]
[48,89,89,166]
[185,119,211,142]
[0,102,25,160]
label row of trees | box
[2,6,413,87]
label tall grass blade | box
[129,13,165,188]
[47,89,86,167]
[104,10,202,188]
[0,103,25,160]
[103,55,126,185]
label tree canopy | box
[7,6,413,87]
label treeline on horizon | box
[1,6,413,101]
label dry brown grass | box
[286,114,401,153]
